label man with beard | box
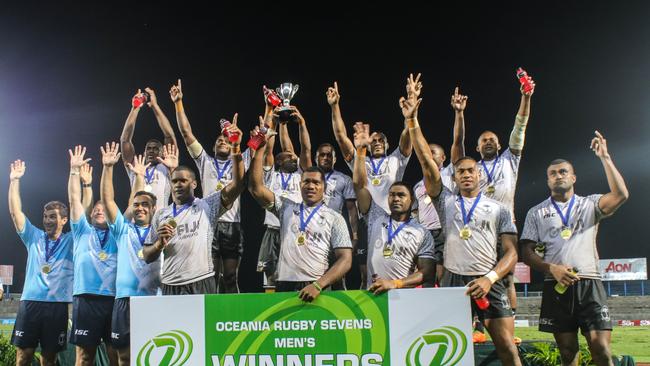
[120,87,177,208]
[464,73,536,319]
[248,126,352,301]
[326,80,412,287]
[68,145,119,365]
[143,115,245,295]
[257,106,310,291]
[100,142,166,365]
[521,132,628,366]
[8,160,73,366]
[352,121,435,293]
[170,78,251,293]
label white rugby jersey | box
[434,188,517,276]
[322,169,356,213]
[478,148,521,218]
[269,197,352,282]
[128,163,171,208]
[192,146,252,223]
[263,167,302,227]
[346,148,410,215]
[146,192,226,285]
[366,205,434,288]
[521,194,606,280]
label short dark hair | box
[453,156,477,167]
[44,201,68,219]
[302,166,327,190]
[389,181,414,202]
[548,158,575,173]
[173,165,197,180]
[134,191,157,205]
[145,139,163,147]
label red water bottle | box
[263,86,282,107]
[132,92,149,108]
[219,118,240,143]
[475,296,490,310]
[516,67,534,94]
[247,125,268,151]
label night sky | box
[1,3,648,293]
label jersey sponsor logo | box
[136,330,193,366]
[406,326,468,366]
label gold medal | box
[167,218,177,229]
[486,185,496,194]
[459,226,472,240]
[98,251,108,261]
[41,264,51,274]
[383,247,394,258]
[296,233,306,245]
[137,249,144,259]
[282,191,289,197]
[144,184,153,192]
[371,178,381,186]
[215,181,224,191]
[560,227,572,240]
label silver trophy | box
[276,82,299,123]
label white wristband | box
[485,270,499,284]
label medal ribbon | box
[44,233,62,262]
[387,217,411,244]
[173,199,194,217]
[550,195,576,228]
[369,156,386,176]
[299,203,324,233]
[95,228,109,250]
[480,155,500,184]
[325,171,334,182]
[280,172,293,191]
[459,193,482,226]
[213,158,231,182]
[144,166,155,184]
[133,225,151,246]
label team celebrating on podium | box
[7,70,629,366]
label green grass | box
[510,326,650,362]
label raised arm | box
[68,146,92,222]
[467,233,518,299]
[450,87,468,164]
[120,89,144,168]
[509,74,535,156]
[80,163,94,218]
[263,111,277,167]
[248,118,276,208]
[124,154,149,220]
[327,82,355,161]
[146,87,177,147]
[8,160,26,232]
[590,131,629,215]
[100,142,122,224]
[170,79,199,149]
[352,123,373,215]
[401,96,442,199]
[278,122,295,154]
[397,73,421,157]
[220,116,245,209]
[291,106,312,170]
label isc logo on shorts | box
[14,331,24,337]
[75,329,89,336]
[111,332,120,340]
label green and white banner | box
[131,288,474,365]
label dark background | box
[1,3,648,293]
